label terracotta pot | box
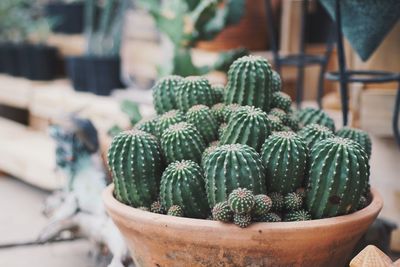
[103,185,382,267]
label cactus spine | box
[186,105,218,143]
[204,144,267,207]
[161,122,206,164]
[107,130,164,207]
[261,131,309,194]
[298,123,335,148]
[176,76,215,112]
[220,105,271,151]
[296,107,335,132]
[306,137,370,219]
[336,127,372,158]
[155,109,186,138]
[160,160,209,218]
[224,56,274,111]
[271,92,292,113]
[152,75,183,114]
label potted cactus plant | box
[102,56,382,266]
[45,0,85,34]
[66,0,128,95]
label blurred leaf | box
[121,100,142,126]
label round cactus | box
[186,105,218,143]
[152,75,183,114]
[228,188,255,214]
[176,76,215,112]
[306,137,370,219]
[269,192,284,212]
[161,122,206,164]
[135,117,159,136]
[271,70,282,92]
[212,201,234,222]
[220,106,271,151]
[284,192,304,211]
[201,141,219,166]
[167,205,184,217]
[160,160,209,218]
[253,194,273,216]
[225,55,274,111]
[358,196,368,210]
[204,144,267,207]
[211,84,225,103]
[336,126,372,158]
[211,103,225,124]
[260,131,309,194]
[271,91,292,112]
[233,213,252,228]
[218,123,228,139]
[296,107,335,132]
[255,212,282,222]
[107,130,164,207]
[284,209,312,222]
[270,108,299,131]
[155,109,185,138]
[223,103,241,122]
[267,114,284,132]
[298,123,335,148]
[150,200,166,214]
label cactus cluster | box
[298,123,334,148]
[296,107,335,132]
[152,75,183,114]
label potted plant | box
[102,56,382,266]
[45,0,85,34]
[66,0,128,96]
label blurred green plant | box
[137,0,248,76]
[108,100,142,137]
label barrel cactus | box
[211,84,225,103]
[298,123,335,148]
[336,126,372,158]
[204,144,267,207]
[167,205,184,217]
[152,75,183,114]
[255,212,282,222]
[228,188,255,214]
[212,201,233,222]
[220,105,271,151]
[285,209,312,222]
[155,109,186,138]
[176,76,215,111]
[160,122,206,164]
[186,105,218,143]
[201,141,219,166]
[253,194,272,216]
[233,213,252,228]
[269,192,284,212]
[306,137,370,219]
[270,108,299,131]
[150,200,166,214]
[271,91,292,113]
[271,70,282,92]
[296,107,335,132]
[267,114,284,132]
[261,131,309,194]
[107,130,164,207]
[135,117,158,136]
[160,160,209,218]
[284,192,304,211]
[223,103,241,122]
[225,55,274,112]
[211,103,225,124]
[218,123,228,139]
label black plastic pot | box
[30,45,59,80]
[45,2,84,34]
[17,44,35,78]
[1,43,21,76]
[66,56,88,92]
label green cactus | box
[336,126,372,158]
[270,108,299,131]
[161,122,206,164]
[284,209,312,222]
[167,205,184,217]
[150,200,166,214]
[296,107,335,132]
[253,194,273,216]
[284,192,304,211]
[211,103,225,124]
[233,213,252,228]
[155,109,186,138]
[220,106,271,151]
[152,75,183,114]
[267,114,284,132]
[306,137,370,219]
[269,192,284,212]
[298,123,335,148]
[260,131,309,194]
[228,188,255,214]
[211,84,225,103]
[204,144,267,207]
[176,76,215,112]
[255,212,282,222]
[107,130,164,207]
[271,70,282,92]
[218,123,228,139]
[186,104,218,143]
[160,160,209,218]
[271,92,292,113]
[358,196,368,210]
[135,117,159,136]
[201,141,219,166]
[224,55,274,112]
[223,103,241,122]
[212,201,234,222]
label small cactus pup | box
[267,114,284,132]
[284,192,304,211]
[233,213,252,228]
[161,122,206,164]
[135,117,159,136]
[306,137,370,219]
[270,108,299,131]
[284,209,312,222]
[204,144,267,207]
[160,160,209,218]
[298,123,335,148]
[296,107,335,132]
[269,192,284,212]
[155,109,186,138]
[228,188,255,214]
[336,126,372,158]
[261,131,309,194]
[186,104,218,143]
[223,103,241,123]
[212,201,234,223]
[167,205,184,217]
[107,130,164,207]
[152,75,183,114]
[253,194,273,216]
[176,76,215,112]
[271,70,282,92]
[150,200,166,214]
[220,105,271,151]
[271,91,292,113]
[211,103,225,124]
[255,212,282,222]
[211,84,225,103]
[225,55,274,112]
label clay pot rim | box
[103,184,383,231]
